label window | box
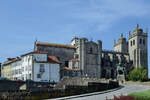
[37,74,41,78]
[29,74,31,79]
[19,69,22,74]
[130,41,132,46]
[28,65,31,71]
[25,66,27,71]
[22,76,24,80]
[39,64,45,72]
[75,54,79,58]
[143,39,145,45]
[89,47,93,54]
[28,57,30,62]
[65,61,68,67]
[22,67,24,72]
[140,39,142,44]
[133,40,135,45]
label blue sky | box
[0,0,149,75]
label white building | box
[2,51,60,83]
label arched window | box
[111,69,114,79]
[89,47,93,54]
[140,39,142,44]
[130,41,132,46]
[143,39,145,45]
[133,40,135,45]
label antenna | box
[34,37,38,51]
[35,37,38,43]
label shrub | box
[127,67,148,82]
[128,90,150,100]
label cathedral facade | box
[34,25,148,79]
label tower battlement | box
[129,24,148,39]
[114,33,128,53]
[128,24,148,69]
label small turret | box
[128,31,131,37]
[114,39,116,44]
[121,33,123,38]
[133,24,143,35]
[114,33,128,53]
[146,27,148,34]
[137,24,139,28]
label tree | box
[127,67,148,82]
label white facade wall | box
[11,60,22,80]
[3,52,60,82]
[34,63,60,82]
[21,55,33,80]
[49,64,60,82]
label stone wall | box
[55,77,112,89]
[75,38,102,78]
[0,80,25,91]
[101,50,132,79]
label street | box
[69,85,150,100]
[51,85,150,100]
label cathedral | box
[34,24,148,79]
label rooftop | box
[3,58,21,66]
[48,56,59,64]
[69,58,78,62]
[21,50,47,57]
[61,67,80,71]
[35,42,75,49]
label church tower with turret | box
[128,24,148,69]
[114,33,128,53]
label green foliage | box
[127,67,148,82]
[128,90,150,100]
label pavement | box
[50,85,150,100]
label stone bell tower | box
[128,24,148,69]
[114,33,128,53]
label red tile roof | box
[36,42,75,49]
[61,67,80,71]
[7,58,16,61]
[3,57,21,66]
[48,56,59,64]
[21,50,47,57]
[34,50,47,54]
[69,58,78,62]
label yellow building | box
[1,58,19,80]
[1,64,11,79]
